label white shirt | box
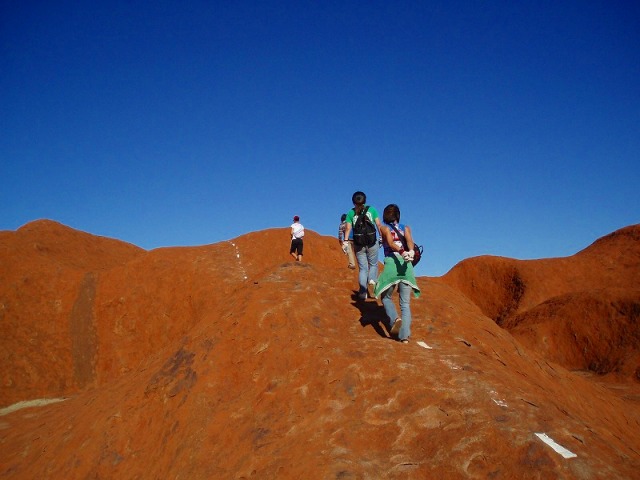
[291,222,304,239]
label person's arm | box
[374,216,383,238]
[399,225,416,262]
[343,223,352,243]
[404,225,415,252]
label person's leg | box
[355,247,368,298]
[398,283,412,341]
[346,241,356,269]
[290,240,298,260]
[381,285,400,333]
[297,240,303,261]
[366,242,379,284]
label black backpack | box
[352,206,377,247]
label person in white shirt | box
[290,215,305,261]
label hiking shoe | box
[400,339,409,344]
[367,281,375,298]
[390,319,402,337]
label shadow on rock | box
[351,291,390,339]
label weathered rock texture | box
[1,220,639,479]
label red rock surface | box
[1,220,639,479]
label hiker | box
[374,203,421,343]
[290,215,304,261]
[343,191,381,300]
[338,213,356,270]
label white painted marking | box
[535,433,577,459]
[417,341,433,349]
[489,390,508,407]
[228,240,248,281]
[0,397,68,416]
[441,359,461,370]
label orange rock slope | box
[0,220,639,479]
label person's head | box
[383,204,400,224]
[293,215,300,222]
[351,191,366,206]
[341,213,347,222]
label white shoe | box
[390,319,402,337]
[367,280,376,298]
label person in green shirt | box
[343,191,382,300]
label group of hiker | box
[289,191,421,344]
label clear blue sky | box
[1,1,638,276]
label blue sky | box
[1,1,638,276]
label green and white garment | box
[374,221,420,298]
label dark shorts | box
[290,238,304,255]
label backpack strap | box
[389,223,409,251]
[354,205,369,223]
